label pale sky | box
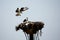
[0,0,60,40]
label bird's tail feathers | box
[16,13,21,16]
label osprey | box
[15,7,29,16]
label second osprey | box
[15,7,29,16]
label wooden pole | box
[30,34,34,40]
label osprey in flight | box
[15,7,29,16]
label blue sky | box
[0,0,60,40]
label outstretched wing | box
[20,7,29,13]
